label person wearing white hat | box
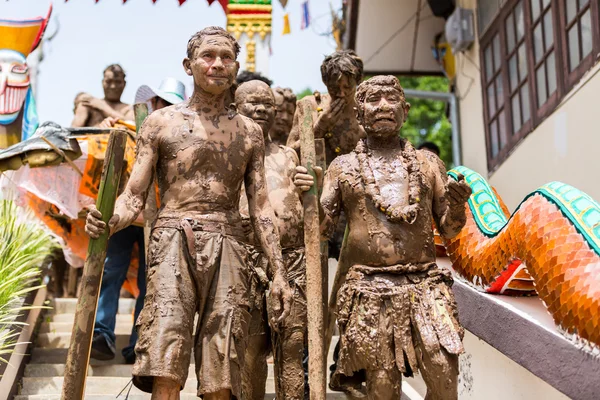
[91,78,186,363]
[97,77,186,128]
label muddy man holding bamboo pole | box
[85,26,292,400]
[295,75,472,400]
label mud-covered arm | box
[319,158,343,240]
[111,112,161,232]
[246,125,286,276]
[71,104,90,128]
[430,153,471,239]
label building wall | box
[455,0,600,210]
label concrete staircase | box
[16,297,355,399]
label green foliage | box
[0,200,56,365]
[398,76,454,167]
[296,87,314,100]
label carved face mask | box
[0,49,30,124]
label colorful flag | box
[282,13,291,35]
[301,1,310,30]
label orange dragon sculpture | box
[442,166,600,353]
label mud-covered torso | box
[330,150,440,267]
[155,108,254,223]
[240,142,303,248]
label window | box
[478,0,600,171]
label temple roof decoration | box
[227,0,272,40]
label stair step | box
[40,321,134,334]
[25,364,195,378]
[51,298,137,315]
[36,332,131,349]
[20,376,198,395]
[30,348,128,364]
[51,313,134,323]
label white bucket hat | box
[135,77,186,106]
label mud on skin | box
[236,80,307,400]
[85,27,291,400]
[309,75,471,400]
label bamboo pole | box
[314,139,329,335]
[61,130,128,400]
[300,105,325,399]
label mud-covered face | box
[360,85,408,136]
[327,74,357,102]
[271,91,294,140]
[237,83,276,135]
[0,49,30,124]
[185,35,239,95]
[102,70,126,102]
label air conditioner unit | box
[445,7,474,53]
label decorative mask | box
[0,6,51,139]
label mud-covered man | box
[85,27,291,400]
[235,80,307,400]
[71,64,134,127]
[287,50,364,164]
[295,76,472,400]
[269,87,296,147]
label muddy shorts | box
[247,247,307,337]
[334,264,464,380]
[132,218,252,399]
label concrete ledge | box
[451,272,600,400]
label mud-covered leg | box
[419,348,458,400]
[365,369,401,400]
[205,389,232,400]
[277,328,305,399]
[151,377,180,400]
[242,334,269,400]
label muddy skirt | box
[335,265,464,378]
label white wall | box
[455,0,600,210]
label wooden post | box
[314,139,329,334]
[325,225,349,356]
[61,130,128,400]
[300,105,326,399]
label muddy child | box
[235,80,307,400]
[287,50,364,165]
[85,27,292,400]
[295,75,472,400]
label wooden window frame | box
[478,0,600,172]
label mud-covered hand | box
[84,205,120,239]
[269,271,292,330]
[97,117,118,128]
[447,173,472,207]
[314,98,345,137]
[294,165,323,192]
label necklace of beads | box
[355,138,422,224]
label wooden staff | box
[300,105,326,399]
[314,139,329,333]
[325,225,349,355]
[61,130,128,400]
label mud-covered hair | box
[236,70,273,86]
[273,87,296,105]
[355,75,409,122]
[103,64,125,79]
[320,50,363,87]
[187,26,241,59]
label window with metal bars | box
[477,0,600,171]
